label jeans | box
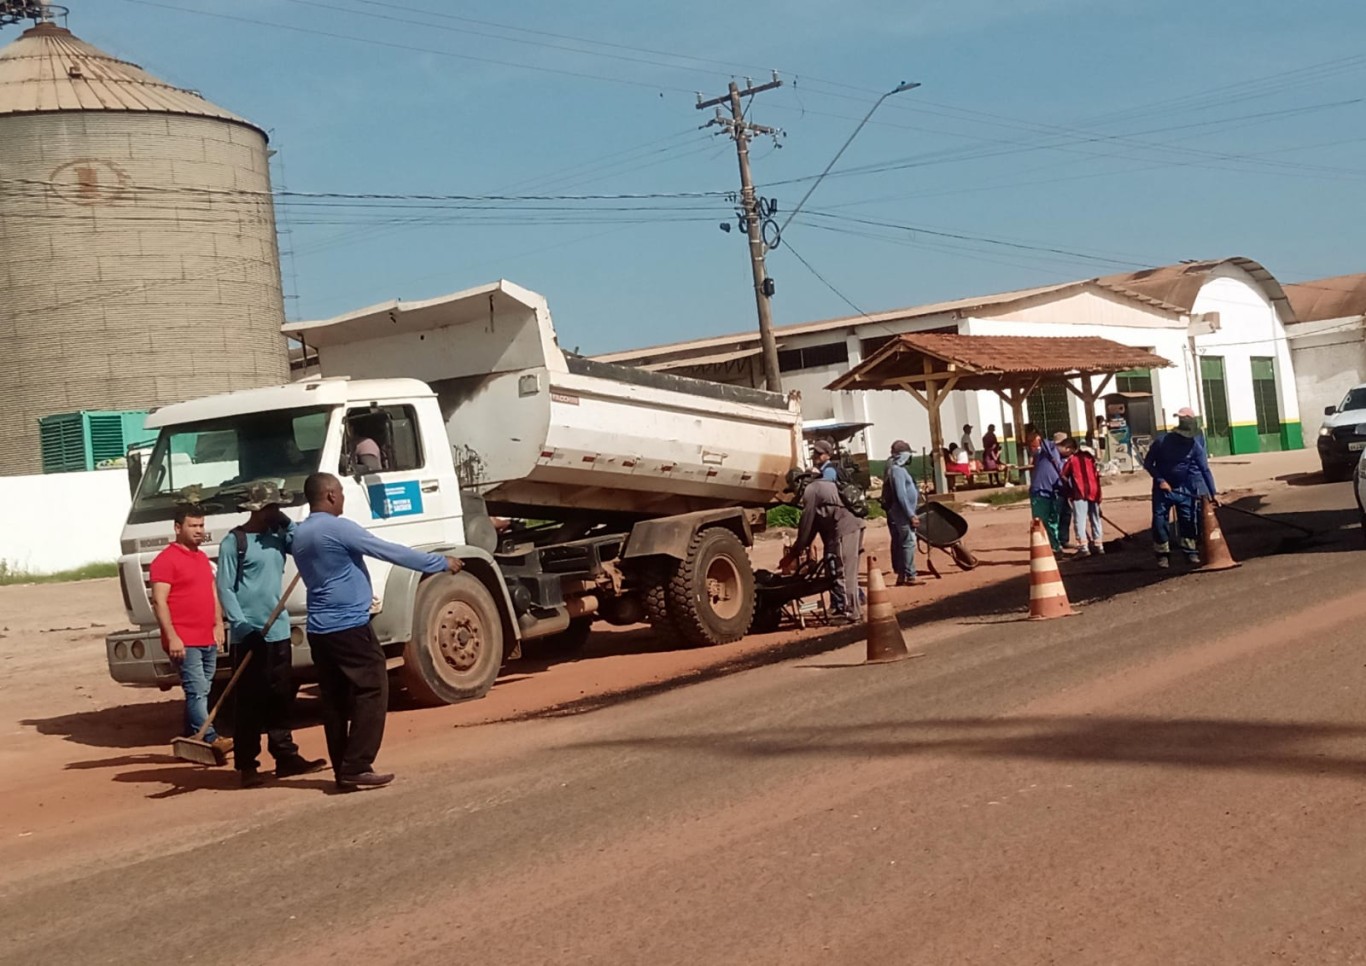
[309,622,388,779]
[887,517,917,581]
[1030,493,1062,551]
[824,529,865,621]
[231,638,302,771]
[1071,499,1103,547]
[1058,498,1073,545]
[1152,487,1199,557]
[178,645,219,742]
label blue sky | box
[51,0,1366,353]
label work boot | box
[1156,555,1170,569]
[1092,544,1105,556]
[210,736,233,766]
[335,771,395,792]
[240,768,266,790]
[1186,553,1202,566]
[276,755,328,778]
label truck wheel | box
[521,617,593,661]
[398,572,504,706]
[641,562,677,628]
[667,527,756,647]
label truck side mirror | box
[1326,405,1337,416]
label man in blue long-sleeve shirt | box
[1143,407,1219,569]
[293,473,460,792]
[882,440,923,586]
[1028,429,1066,552]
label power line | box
[114,0,700,95]
[781,239,868,319]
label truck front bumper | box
[105,628,181,689]
[106,625,322,689]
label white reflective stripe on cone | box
[1030,583,1067,600]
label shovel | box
[171,573,301,766]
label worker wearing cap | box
[882,439,923,587]
[216,481,326,789]
[1144,407,1218,568]
[781,478,864,625]
[811,439,840,482]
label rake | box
[171,573,301,766]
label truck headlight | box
[114,642,129,660]
[1320,427,1333,437]
[131,640,146,659]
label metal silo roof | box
[0,21,262,131]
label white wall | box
[1190,267,1301,439]
[0,469,130,574]
[1289,317,1366,430]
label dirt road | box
[4,467,1363,965]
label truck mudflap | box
[620,507,763,562]
[374,544,522,659]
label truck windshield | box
[129,408,331,524]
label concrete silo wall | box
[0,111,288,476]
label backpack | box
[831,461,869,518]
[229,526,248,592]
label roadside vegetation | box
[0,561,119,586]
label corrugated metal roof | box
[1096,257,1296,323]
[828,333,1172,393]
[592,280,1085,364]
[641,347,762,371]
[0,22,258,129]
[1284,273,1366,324]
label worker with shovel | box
[1143,407,1218,568]
[216,482,327,789]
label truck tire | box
[398,572,504,706]
[667,527,756,647]
[642,562,677,628]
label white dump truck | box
[105,281,803,705]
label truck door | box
[338,403,458,606]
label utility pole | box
[698,74,784,393]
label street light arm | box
[777,81,920,236]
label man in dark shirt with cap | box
[781,478,865,625]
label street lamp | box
[778,80,921,237]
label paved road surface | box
[5,479,1365,965]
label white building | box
[1285,273,1366,430]
[595,258,1304,466]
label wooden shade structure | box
[827,333,1173,492]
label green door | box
[1251,357,1283,452]
[1200,356,1233,457]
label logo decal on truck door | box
[367,480,424,519]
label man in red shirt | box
[150,505,232,764]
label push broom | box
[171,573,302,766]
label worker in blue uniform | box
[1143,407,1218,569]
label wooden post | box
[926,378,947,495]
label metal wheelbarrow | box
[750,554,841,633]
[916,502,980,577]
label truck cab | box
[106,377,513,702]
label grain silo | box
[0,15,288,476]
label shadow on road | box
[571,715,1366,779]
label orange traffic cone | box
[1028,518,1074,620]
[864,555,910,664]
[1199,498,1239,571]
